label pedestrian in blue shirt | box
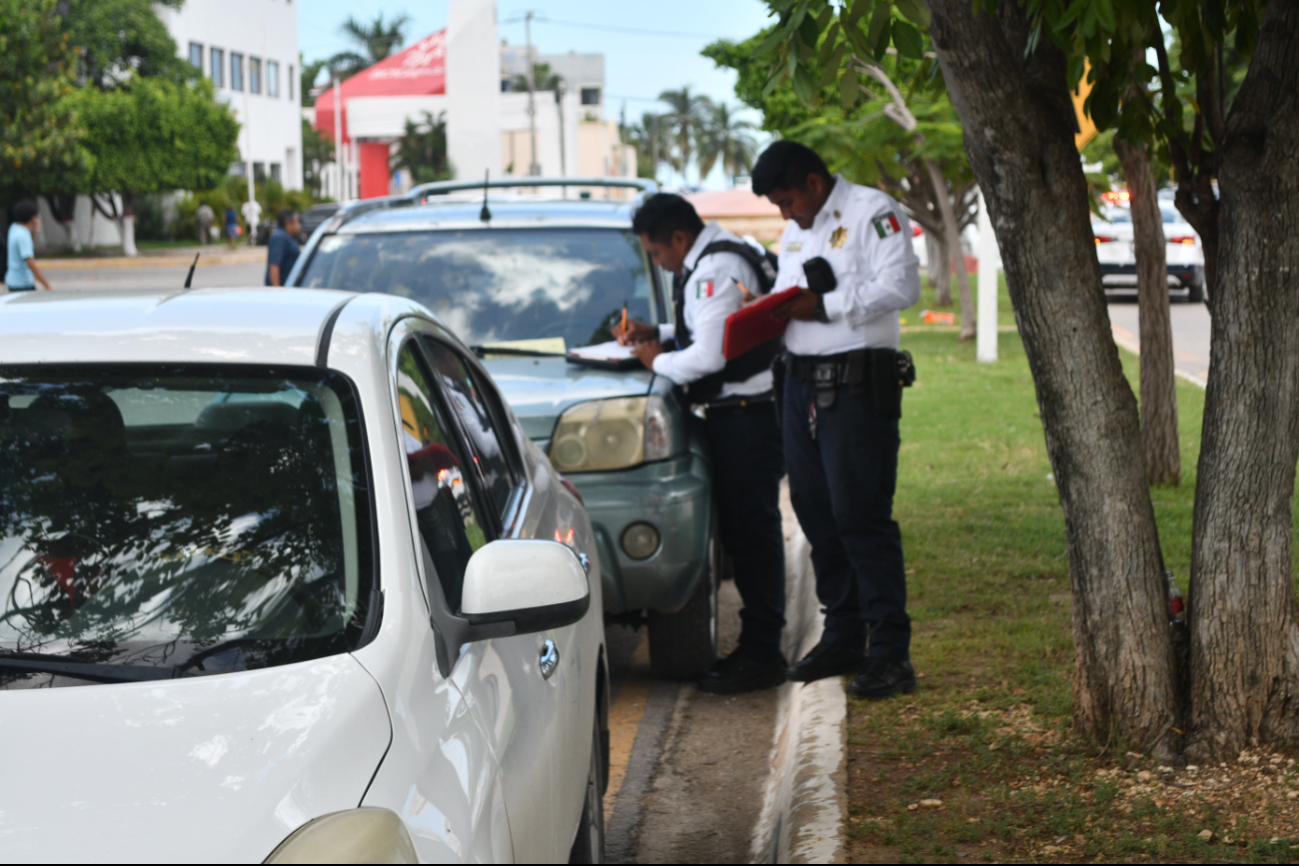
[224,206,239,249]
[6,199,52,292]
[265,210,301,286]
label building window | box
[580,87,601,105]
[188,42,203,73]
[249,57,262,95]
[231,52,244,91]
[270,163,282,184]
[253,162,266,183]
[267,60,279,98]
[211,48,224,87]
[288,65,294,101]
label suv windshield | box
[0,365,373,688]
[298,227,662,352]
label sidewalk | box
[40,246,265,270]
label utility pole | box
[524,11,539,175]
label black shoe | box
[697,652,787,695]
[847,659,916,700]
[787,642,866,683]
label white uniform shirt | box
[652,222,773,398]
[775,174,921,356]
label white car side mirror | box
[461,540,590,634]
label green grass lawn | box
[844,329,1299,863]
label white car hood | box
[0,654,391,863]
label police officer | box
[753,140,921,699]
[615,193,788,694]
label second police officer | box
[615,193,789,695]
[753,140,922,699]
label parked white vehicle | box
[0,288,608,863]
[1092,204,1207,302]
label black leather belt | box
[787,352,855,384]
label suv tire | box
[647,523,720,680]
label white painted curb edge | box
[750,531,849,864]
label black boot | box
[847,659,916,700]
[786,642,866,683]
[697,652,787,695]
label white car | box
[1092,204,1207,302]
[0,288,608,863]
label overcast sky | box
[297,0,776,187]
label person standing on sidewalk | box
[6,200,53,292]
[753,140,921,699]
[265,210,301,286]
[196,203,215,246]
[615,193,788,694]
[241,198,263,247]
[224,206,239,249]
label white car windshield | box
[0,365,374,687]
[298,228,662,353]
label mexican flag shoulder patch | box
[695,280,714,299]
[873,213,902,239]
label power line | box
[502,16,722,40]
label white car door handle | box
[539,639,559,680]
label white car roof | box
[0,287,362,366]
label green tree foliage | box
[619,111,668,181]
[0,0,85,204]
[300,56,329,106]
[329,13,410,79]
[696,101,758,182]
[393,111,452,185]
[301,118,334,199]
[63,0,186,89]
[67,77,239,222]
[657,87,712,181]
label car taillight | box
[558,474,584,506]
[1169,236,1196,245]
[1094,235,1116,244]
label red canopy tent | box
[314,29,447,198]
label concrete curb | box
[1110,326,1208,390]
[751,531,848,864]
[40,250,264,270]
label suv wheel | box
[647,521,720,680]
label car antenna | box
[479,169,492,224]
[183,253,199,289]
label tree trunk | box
[927,0,1179,757]
[924,230,946,291]
[1117,138,1181,487]
[1187,1,1299,761]
[925,158,976,339]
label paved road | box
[1107,299,1211,386]
[38,258,265,292]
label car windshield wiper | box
[0,651,196,684]
[470,344,565,358]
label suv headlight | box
[265,808,417,864]
[549,395,675,473]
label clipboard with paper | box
[721,286,800,360]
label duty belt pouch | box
[868,349,904,420]
[813,363,838,409]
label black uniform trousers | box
[704,399,787,662]
[783,371,910,661]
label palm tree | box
[329,13,411,78]
[620,111,668,181]
[697,102,758,184]
[657,87,712,183]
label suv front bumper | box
[566,452,711,615]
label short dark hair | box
[276,209,299,229]
[631,193,704,244]
[12,199,39,224]
[750,141,832,196]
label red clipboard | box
[722,287,801,360]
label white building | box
[37,0,304,251]
[157,0,304,189]
[313,0,635,203]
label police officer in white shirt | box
[615,193,788,694]
[754,140,921,699]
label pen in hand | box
[619,302,628,344]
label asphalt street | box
[1107,298,1211,386]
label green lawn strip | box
[845,330,1298,863]
[902,272,1016,330]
